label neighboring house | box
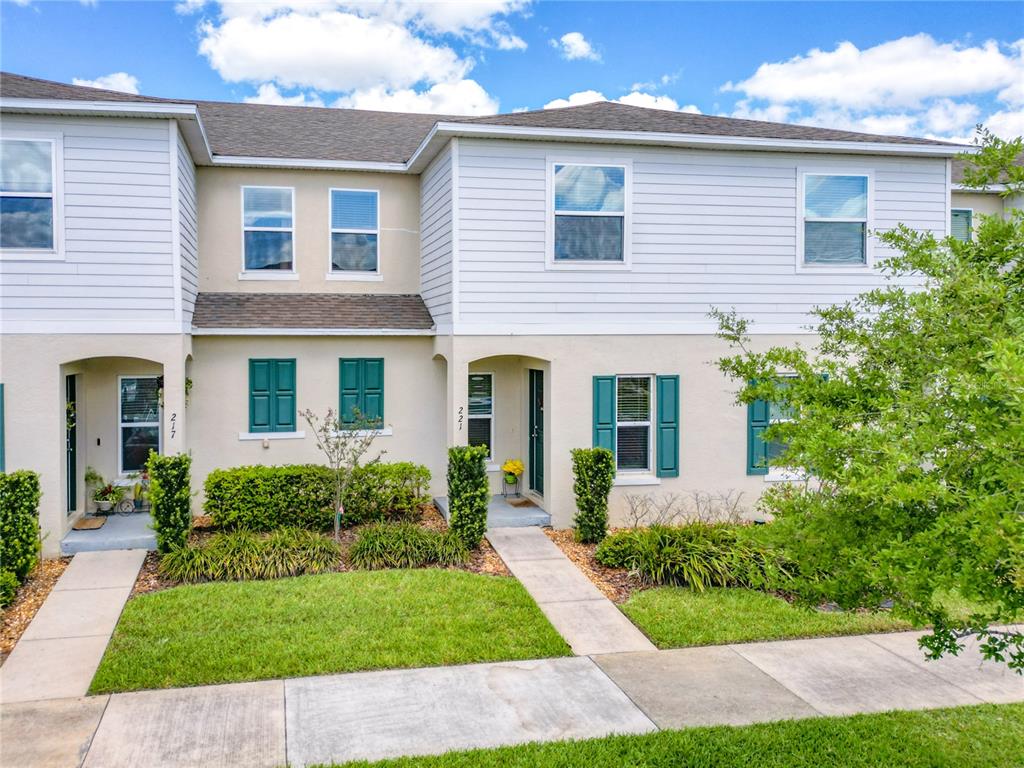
[0,72,984,556]
[950,156,1023,242]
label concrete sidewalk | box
[2,630,1020,767]
[486,527,657,655]
[0,549,147,704]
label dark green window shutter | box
[655,375,679,477]
[747,398,770,475]
[339,358,385,426]
[593,375,616,453]
[951,209,972,242]
[249,359,296,432]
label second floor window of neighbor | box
[331,189,379,273]
[0,139,55,250]
[243,186,294,271]
[803,174,869,266]
[554,164,626,261]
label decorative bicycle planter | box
[501,458,525,499]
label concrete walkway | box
[486,526,656,655]
[0,549,147,705]
[2,630,1020,767]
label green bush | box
[160,527,342,583]
[148,452,192,554]
[0,470,41,581]
[571,447,615,544]
[594,523,790,590]
[348,522,469,569]
[204,462,430,531]
[446,446,489,547]
[0,570,19,608]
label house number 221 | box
[457,406,464,431]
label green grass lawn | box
[90,570,570,693]
[323,704,1024,768]
[620,587,912,648]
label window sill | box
[1,249,64,262]
[238,431,305,441]
[485,462,500,472]
[545,260,631,272]
[764,469,806,483]
[614,474,661,487]
[325,272,384,282]
[330,427,393,437]
[238,271,299,281]
[796,262,872,275]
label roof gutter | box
[952,183,1008,193]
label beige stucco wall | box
[0,333,190,556]
[187,335,447,509]
[196,167,421,295]
[951,191,1005,218]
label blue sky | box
[2,1,1021,142]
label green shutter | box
[747,397,770,475]
[951,209,972,242]
[249,359,296,432]
[339,358,385,426]
[593,375,616,453]
[655,375,679,477]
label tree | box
[713,129,1024,671]
[302,408,384,540]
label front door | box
[65,374,77,514]
[528,369,544,495]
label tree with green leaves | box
[714,128,1024,671]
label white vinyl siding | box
[177,131,198,322]
[454,139,946,333]
[0,115,177,327]
[419,142,454,327]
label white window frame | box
[615,374,653,474]
[239,185,297,280]
[950,207,973,242]
[117,375,162,476]
[761,373,809,483]
[796,168,874,273]
[546,158,632,271]
[326,187,382,281]
[0,133,64,261]
[467,372,495,461]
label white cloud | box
[335,79,498,115]
[244,83,325,107]
[551,31,600,61]
[985,108,1024,139]
[724,34,1024,110]
[71,72,140,94]
[544,89,701,114]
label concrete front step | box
[434,495,551,528]
[61,513,157,555]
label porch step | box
[61,513,157,555]
[433,495,551,528]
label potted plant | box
[501,458,524,498]
[93,482,126,513]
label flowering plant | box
[501,459,524,484]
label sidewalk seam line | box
[863,635,987,704]
[725,644,828,716]
[587,655,662,732]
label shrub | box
[204,462,431,531]
[159,527,342,583]
[594,523,790,590]
[0,470,41,581]
[348,522,469,569]
[147,452,192,553]
[571,447,615,544]
[0,570,19,608]
[446,446,489,547]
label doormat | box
[509,498,536,508]
[72,517,106,530]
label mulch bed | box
[130,504,511,597]
[544,528,644,604]
[0,557,72,664]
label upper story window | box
[330,189,379,275]
[550,162,629,267]
[801,173,870,267]
[951,208,973,242]
[1,138,59,255]
[242,186,294,272]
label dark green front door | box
[528,369,544,495]
[66,375,77,514]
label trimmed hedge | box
[148,452,192,554]
[594,523,790,591]
[0,570,19,608]
[446,446,489,548]
[571,447,615,544]
[204,462,431,532]
[0,470,41,582]
[348,522,470,569]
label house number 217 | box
[170,412,177,439]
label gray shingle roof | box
[192,292,435,330]
[1,71,958,163]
